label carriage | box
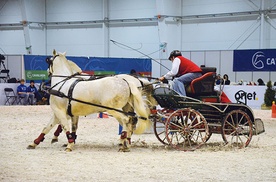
[148,66,265,151]
[28,51,265,152]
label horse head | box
[46,50,80,77]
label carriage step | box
[253,118,265,135]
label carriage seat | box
[186,67,217,96]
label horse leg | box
[119,120,135,152]
[27,115,59,149]
[118,117,134,152]
[51,124,63,144]
[71,116,79,142]
[49,109,75,152]
[60,117,75,152]
[51,116,78,144]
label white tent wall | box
[0,0,275,82]
[0,0,46,54]
[180,0,276,50]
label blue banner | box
[233,49,276,71]
[23,55,152,82]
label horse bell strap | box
[67,78,83,117]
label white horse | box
[27,50,151,152]
[50,72,158,146]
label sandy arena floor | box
[0,105,275,182]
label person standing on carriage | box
[159,50,202,96]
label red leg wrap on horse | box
[120,131,127,139]
[66,131,75,143]
[34,133,45,145]
[54,125,63,137]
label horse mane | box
[54,51,82,74]
[68,60,82,73]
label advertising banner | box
[215,85,266,109]
[23,55,152,82]
[233,49,276,71]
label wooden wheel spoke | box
[155,126,165,129]
[189,120,204,129]
[153,121,169,145]
[238,132,250,140]
[189,115,198,126]
[169,129,180,133]
[157,130,165,136]
[190,130,204,142]
[225,119,236,129]
[229,114,235,127]
[238,114,245,125]
[170,121,182,129]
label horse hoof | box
[26,144,36,149]
[65,148,72,152]
[51,139,58,144]
[118,147,130,152]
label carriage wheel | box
[222,110,253,148]
[165,108,209,151]
[205,131,212,143]
[152,109,172,145]
[153,119,168,145]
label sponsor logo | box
[252,51,276,70]
[235,90,257,105]
[26,71,33,79]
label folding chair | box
[4,88,17,105]
[17,94,24,105]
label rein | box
[49,81,147,120]
[49,72,81,93]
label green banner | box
[25,70,48,80]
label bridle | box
[46,54,59,77]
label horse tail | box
[127,82,152,134]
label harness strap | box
[49,72,81,92]
[48,74,148,120]
[67,78,83,117]
[49,87,146,120]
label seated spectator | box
[222,74,230,85]
[38,79,51,105]
[215,74,222,85]
[238,80,243,85]
[257,78,265,86]
[247,81,256,86]
[28,80,45,105]
[17,79,35,105]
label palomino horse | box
[27,50,151,152]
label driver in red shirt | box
[159,50,202,96]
